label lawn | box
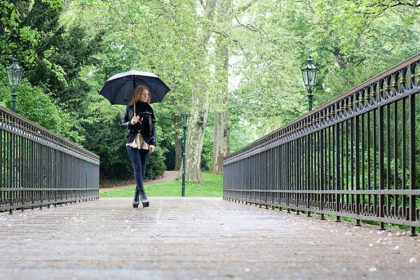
[100,173,223,198]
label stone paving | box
[0,197,419,280]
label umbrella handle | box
[133,77,136,114]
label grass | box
[100,173,223,198]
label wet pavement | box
[0,197,419,280]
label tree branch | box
[234,0,257,15]
[233,15,266,34]
[355,0,420,16]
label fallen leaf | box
[369,267,377,272]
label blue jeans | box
[126,146,149,201]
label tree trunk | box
[180,0,217,183]
[211,111,230,174]
[184,93,209,183]
[174,135,182,171]
[210,0,230,175]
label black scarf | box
[134,102,154,138]
[134,102,153,115]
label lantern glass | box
[6,59,23,88]
[301,57,318,88]
[182,113,189,124]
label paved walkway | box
[1,198,419,280]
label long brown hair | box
[130,85,151,105]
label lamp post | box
[301,56,318,111]
[6,57,24,113]
[181,113,189,197]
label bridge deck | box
[1,197,419,279]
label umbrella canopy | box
[99,70,171,105]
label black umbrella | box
[99,70,171,105]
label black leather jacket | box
[121,102,156,146]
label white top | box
[125,113,155,151]
[126,133,149,150]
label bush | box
[0,73,83,143]
[145,146,166,180]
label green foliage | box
[155,111,177,170]
[0,0,102,142]
[200,123,214,171]
[0,68,83,142]
[1,0,419,186]
[82,113,132,180]
[227,0,420,152]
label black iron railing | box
[224,53,420,235]
[0,106,99,213]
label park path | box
[0,197,419,280]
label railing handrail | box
[226,52,420,161]
[0,105,99,162]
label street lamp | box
[301,56,318,111]
[181,113,189,197]
[6,57,24,113]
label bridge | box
[1,197,419,279]
[1,55,420,279]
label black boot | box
[140,192,149,208]
[133,189,140,208]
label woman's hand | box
[131,115,140,124]
[149,145,155,154]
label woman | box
[121,85,156,208]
